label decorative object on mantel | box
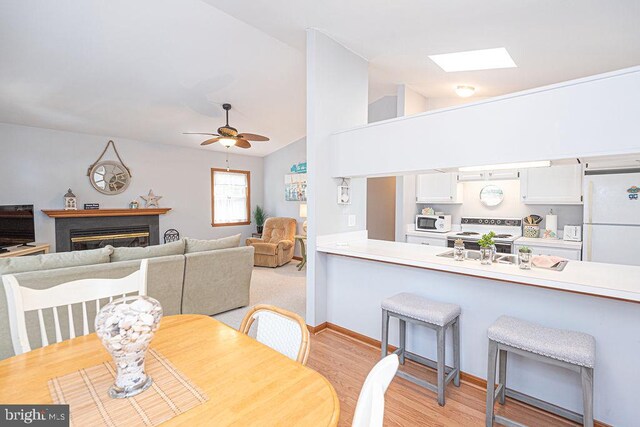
[88,140,132,195]
[337,178,351,205]
[141,190,162,208]
[299,203,308,234]
[285,173,307,201]
[290,161,307,174]
[84,203,99,210]
[64,189,77,210]
[95,295,163,398]
[129,200,139,209]
[253,205,267,234]
[42,208,171,218]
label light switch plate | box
[348,215,356,227]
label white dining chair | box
[352,354,399,427]
[2,259,148,355]
[239,304,310,365]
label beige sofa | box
[0,235,254,360]
[246,217,297,267]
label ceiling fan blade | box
[201,137,222,146]
[184,132,220,136]
[237,133,269,142]
[235,139,252,149]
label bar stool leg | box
[498,349,507,405]
[453,318,460,387]
[398,319,406,365]
[581,367,594,427]
[436,326,446,406]
[486,339,498,427]
[381,309,389,359]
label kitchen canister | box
[523,224,540,238]
[544,210,558,239]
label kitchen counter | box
[317,238,638,303]
[316,236,640,424]
[405,230,451,238]
[515,236,582,249]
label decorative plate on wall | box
[479,185,504,207]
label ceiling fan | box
[183,103,269,149]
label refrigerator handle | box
[587,180,594,224]
[585,224,592,262]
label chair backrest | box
[262,217,297,244]
[2,259,148,355]
[239,304,310,365]
[352,354,399,427]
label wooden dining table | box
[0,315,340,426]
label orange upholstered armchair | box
[246,217,297,267]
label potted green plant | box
[518,246,533,270]
[253,205,267,234]
[478,231,496,265]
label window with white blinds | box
[211,169,250,226]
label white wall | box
[397,84,427,116]
[306,29,369,326]
[331,67,640,178]
[368,96,397,123]
[0,123,263,251]
[263,137,306,256]
[424,179,583,231]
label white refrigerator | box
[583,170,640,265]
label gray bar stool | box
[486,316,595,427]
[381,292,461,406]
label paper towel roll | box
[544,214,558,239]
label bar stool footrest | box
[504,388,585,425]
[393,349,459,390]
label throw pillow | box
[185,234,241,253]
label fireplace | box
[70,226,150,251]
[47,211,163,252]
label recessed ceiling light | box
[455,85,475,98]
[429,47,517,72]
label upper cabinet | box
[458,170,519,182]
[520,164,583,204]
[416,173,463,204]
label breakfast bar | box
[316,237,640,426]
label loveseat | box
[0,235,254,360]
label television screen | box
[0,205,35,248]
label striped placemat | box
[48,349,208,427]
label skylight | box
[428,48,517,72]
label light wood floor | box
[307,328,579,427]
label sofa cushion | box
[0,247,113,275]
[109,239,186,262]
[185,235,241,253]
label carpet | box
[213,263,306,330]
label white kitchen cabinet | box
[406,234,447,247]
[519,164,583,204]
[416,173,463,203]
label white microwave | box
[415,215,452,233]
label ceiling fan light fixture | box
[455,85,475,98]
[219,137,236,147]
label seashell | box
[138,313,154,326]
[130,299,153,313]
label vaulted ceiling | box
[1,1,639,156]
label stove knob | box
[484,219,489,224]
[496,220,502,225]
[463,219,469,223]
[490,219,495,225]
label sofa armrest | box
[251,242,278,255]
[246,238,264,245]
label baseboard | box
[293,256,303,261]
[316,322,610,427]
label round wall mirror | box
[90,161,131,195]
[480,185,504,207]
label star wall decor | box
[141,190,162,208]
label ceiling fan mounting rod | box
[223,103,231,126]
